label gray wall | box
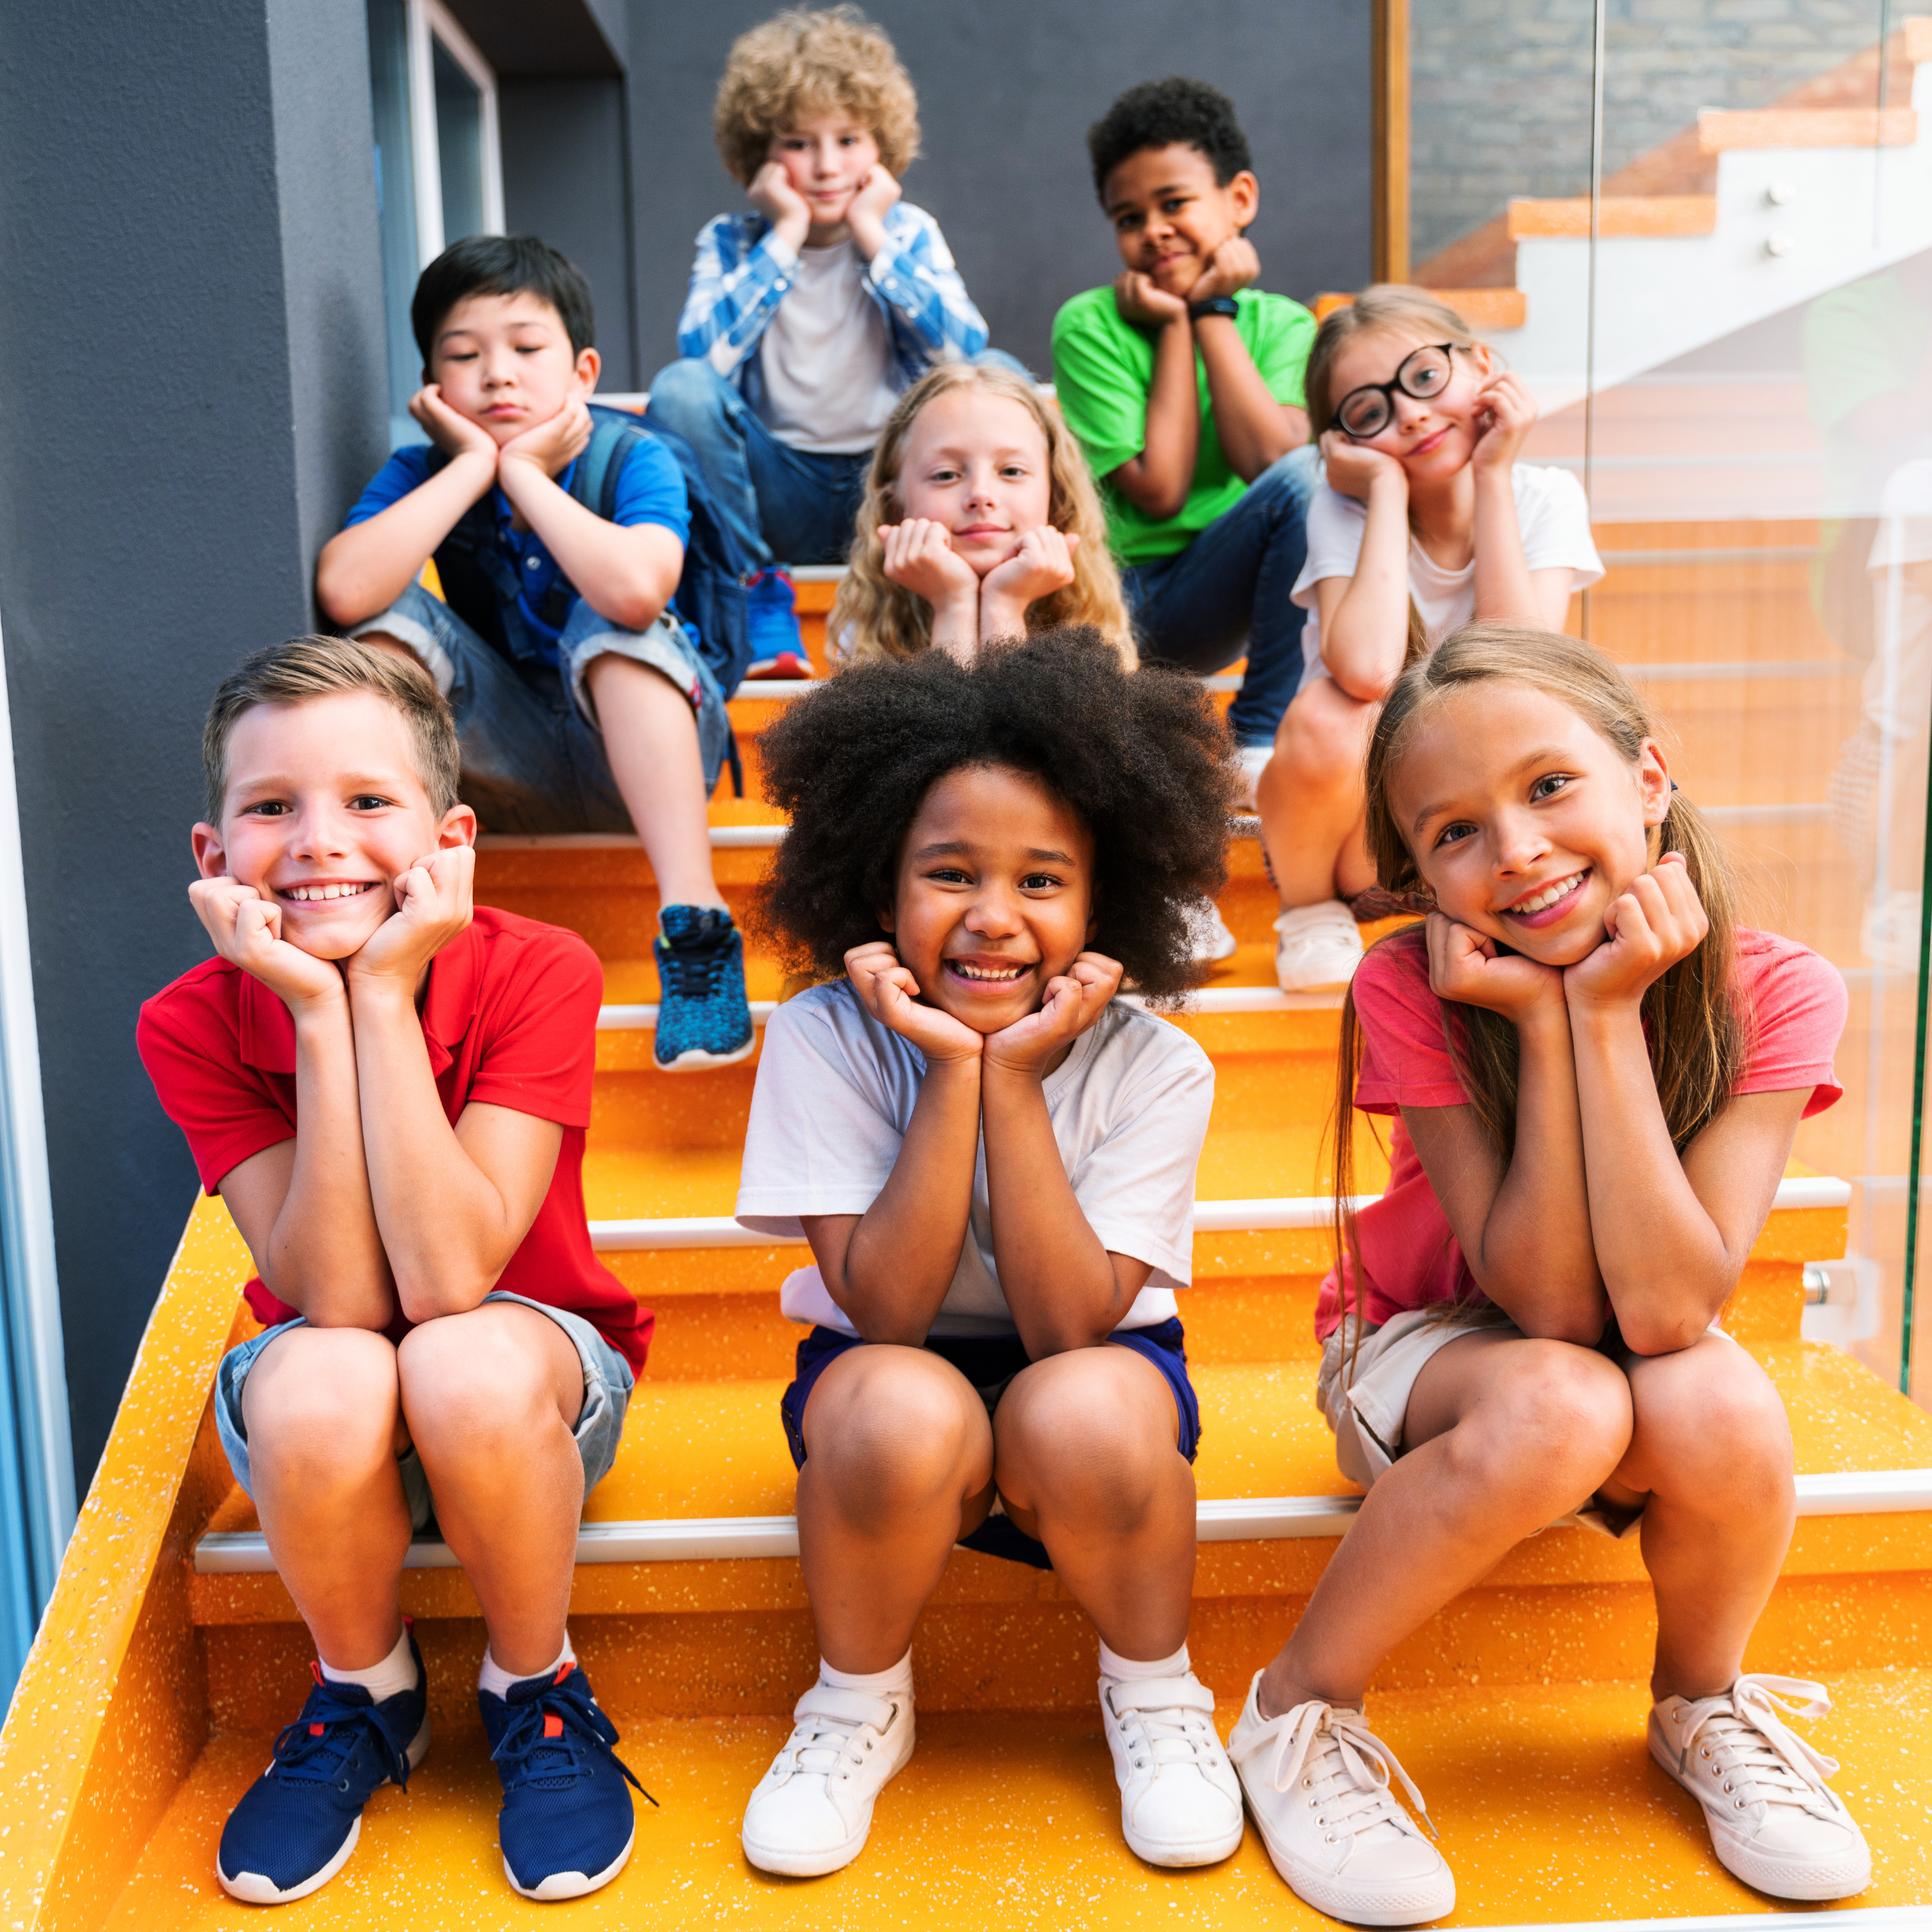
[623,0,1374,382]
[0,0,387,1488]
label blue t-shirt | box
[343,432,691,656]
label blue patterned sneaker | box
[482,1660,651,1900]
[216,1635,430,1904]
[654,905,755,1071]
[742,568,813,680]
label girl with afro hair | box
[734,628,1246,1878]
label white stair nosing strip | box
[589,1175,1847,1249]
[595,986,1344,1030]
[729,679,817,700]
[1466,1910,1930,1932]
[191,1468,1932,1573]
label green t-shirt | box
[1050,285,1317,565]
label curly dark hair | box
[1088,76,1252,202]
[755,629,1238,1002]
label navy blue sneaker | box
[654,905,754,1071]
[216,1634,429,1904]
[742,568,813,680]
[481,1660,652,1900]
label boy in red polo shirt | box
[138,636,649,1907]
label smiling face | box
[768,111,881,240]
[427,291,598,446]
[895,389,1054,578]
[1326,325,1492,486]
[193,691,476,962]
[882,764,1095,1035]
[1103,143,1257,299]
[1389,681,1670,967]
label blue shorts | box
[778,1317,1200,1571]
[356,580,732,833]
[214,1290,635,1533]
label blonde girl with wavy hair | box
[1257,285,1604,994]
[1221,624,1869,1924]
[831,362,1136,668]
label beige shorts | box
[1314,1308,1644,1539]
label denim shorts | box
[779,1317,1200,1570]
[214,1290,635,1532]
[357,581,732,834]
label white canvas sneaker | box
[1235,744,1273,812]
[740,1681,915,1877]
[1100,1672,1244,1866]
[1275,902,1364,992]
[1227,1674,1453,1926]
[1185,896,1240,964]
[1650,1675,1871,1901]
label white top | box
[735,980,1214,1338]
[757,239,899,453]
[1291,462,1604,678]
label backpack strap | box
[570,408,653,523]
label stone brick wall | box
[1410,0,1888,266]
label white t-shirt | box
[757,239,899,453]
[1291,463,1604,678]
[735,980,1214,1338]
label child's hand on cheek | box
[1563,852,1706,1013]
[1425,911,1563,1022]
[190,878,346,1010]
[1468,370,1537,476]
[879,520,982,611]
[1320,428,1408,504]
[498,395,593,480]
[984,951,1122,1077]
[1186,235,1261,304]
[749,160,812,243]
[980,527,1078,628]
[1113,270,1188,328]
[346,846,476,993]
[844,942,983,1064]
[845,165,902,249]
[409,384,498,470]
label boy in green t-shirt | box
[1053,78,1319,782]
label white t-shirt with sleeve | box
[757,239,899,454]
[734,980,1214,1338]
[1291,462,1605,678]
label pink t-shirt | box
[1313,926,1848,1340]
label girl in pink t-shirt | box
[1222,623,1869,1923]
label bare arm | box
[1403,917,1606,1342]
[1468,372,1551,625]
[1107,276,1200,521]
[1195,310,1308,480]
[1314,438,1414,701]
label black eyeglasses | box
[1333,343,1459,440]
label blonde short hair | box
[713,7,920,187]
[202,635,460,821]
[831,363,1137,670]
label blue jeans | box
[358,582,731,835]
[1122,444,1321,747]
[645,352,1037,571]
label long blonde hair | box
[832,363,1136,669]
[1305,285,1482,444]
[1332,624,1749,1332]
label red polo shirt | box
[136,905,652,1371]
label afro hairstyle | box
[755,628,1238,1002]
[1087,76,1252,202]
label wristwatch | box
[1188,294,1240,321]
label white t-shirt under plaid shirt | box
[735,980,1214,1340]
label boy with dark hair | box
[646,6,998,675]
[138,636,648,1905]
[317,233,753,1072]
[1052,77,1320,791]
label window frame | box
[404,0,505,268]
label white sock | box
[479,1629,575,1700]
[318,1622,417,1703]
[820,1649,913,1699]
[1099,1638,1191,1683]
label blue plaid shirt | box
[676,204,988,414]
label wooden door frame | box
[1373,0,1410,282]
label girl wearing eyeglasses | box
[1255,286,1603,991]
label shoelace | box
[1229,1699,1437,1842]
[491,1668,653,1805]
[1110,1693,1222,1775]
[777,1707,879,1782]
[268,1666,414,1791]
[1668,1674,1841,1818]
[657,927,734,1004]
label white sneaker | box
[1185,896,1239,964]
[1235,743,1273,812]
[1275,902,1364,992]
[1100,1672,1244,1866]
[740,1681,915,1876]
[1650,1675,1871,1901]
[1227,1674,1454,1926]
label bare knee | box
[357,631,421,667]
[1272,683,1375,789]
[1628,1338,1792,1503]
[1450,1342,1633,1496]
[243,1327,399,1486]
[804,1350,985,1510]
[397,1310,557,1454]
[995,1351,1177,1529]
